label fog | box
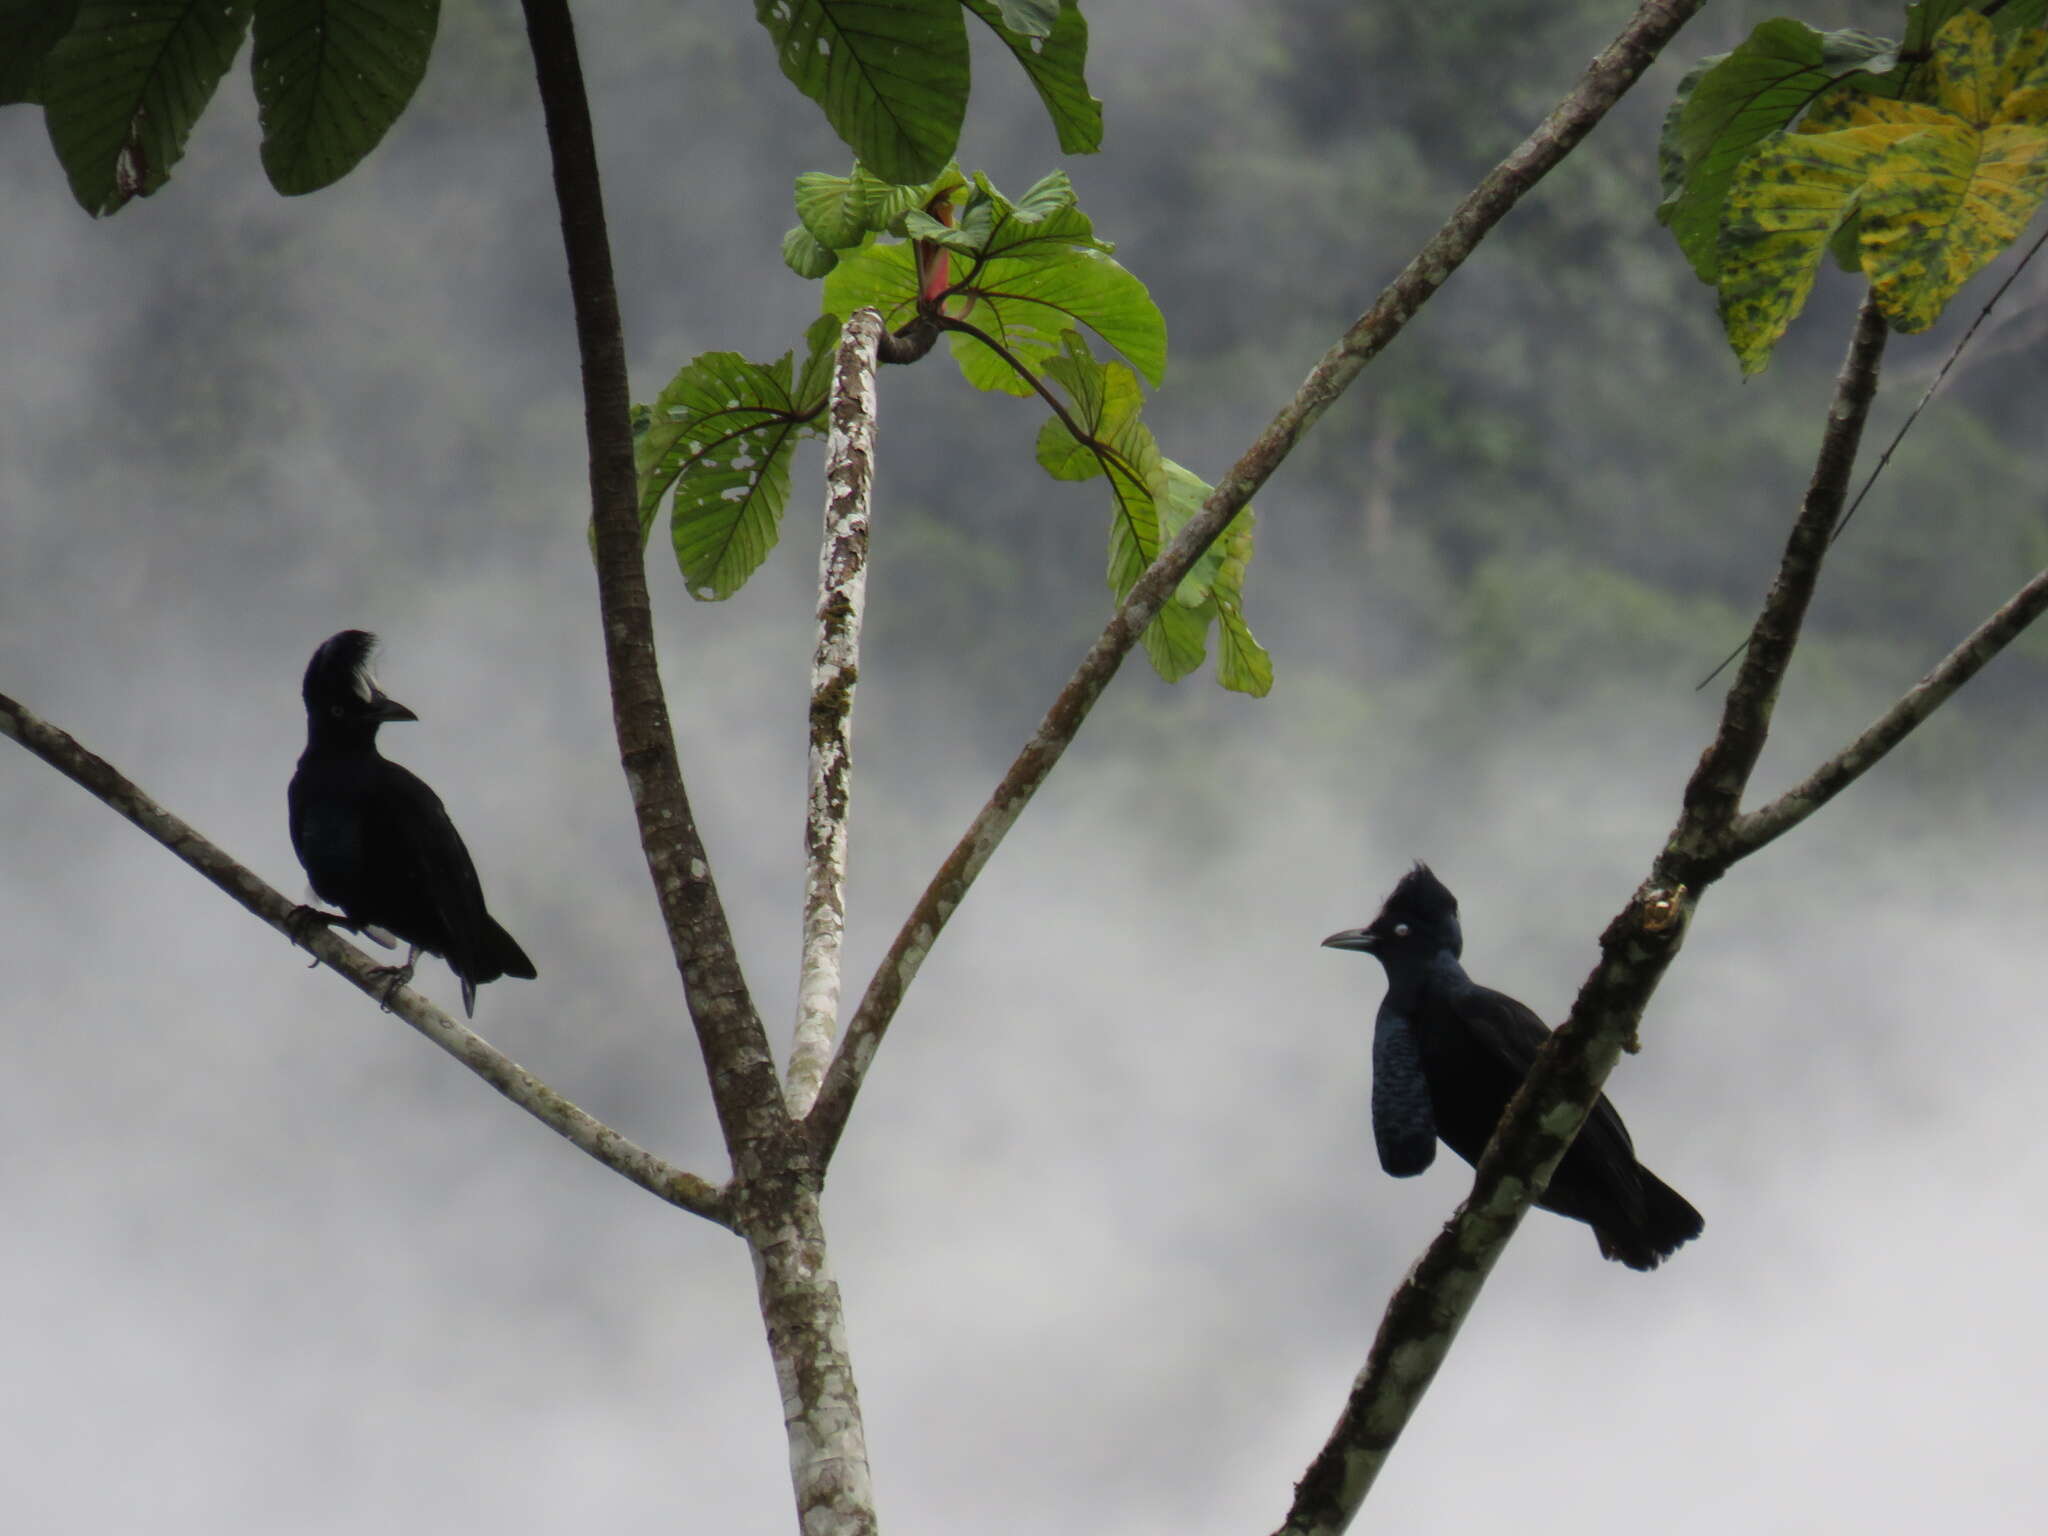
[4,2,2045,1532]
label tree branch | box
[1275,286,1893,1534]
[520,9,878,1531]
[805,0,1715,1169]
[1676,293,1890,857]
[1730,562,2048,854]
[0,688,731,1227]
[788,310,884,1117]
[518,0,786,1156]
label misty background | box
[4,0,2046,1529]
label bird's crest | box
[1382,862,1457,920]
[306,629,382,704]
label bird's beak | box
[372,694,419,724]
[1321,927,1378,953]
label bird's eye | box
[1393,922,1410,937]
[329,704,346,718]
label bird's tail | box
[452,918,537,1017]
[481,917,537,983]
[1596,1170,1704,1272]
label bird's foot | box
[367,946,423,1012]
[287,904,351,942]
[287,905,353,967]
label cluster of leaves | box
[1660,2,2048,372]
[3,0,440,213]
[634,167,1270,694]
[2,0,1099,216]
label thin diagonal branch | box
[0,688,732,1228]
[1730,563,2048,853]
[1276,282,1896,1536]
[1677,293,1891,853]
[519,0,786,1154]
[788,309,884,1117]
[806,0,1715,1168]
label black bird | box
[1323,864,1701,1270]
[288,630,535,1016]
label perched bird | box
[288,630,535,1017]
[1323,864,1701,1270]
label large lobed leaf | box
[253,0,440,196]
[41,0,254,215]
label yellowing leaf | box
[1860,118,2048,329]
[1717,11,2048,370]
[1718,124,1906,372]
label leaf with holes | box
[963,0,1101,156]
[635,344,828,600]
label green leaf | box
[794,162,956,249]
[1036,335,1265,690]
[0,0,79,105]
[636,348,825,599]
[41,0,254,215]
[945,196,1163,393]
[1657,19,1899,283]
[817,173,1162,396]
[252,0,439,195]
[821,237,922,330]
[903,208,987,250]
[1007,167,1077,220]
[1209,498,1271,697]
[989,0,1057,36]
[962,0,1102,156]
[795,313,844,407]
[1155,460,1271,695]
[784,224,840,278]
[754,0,968,185]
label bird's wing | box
[363,765,495,967]
[1460,984,1638,1158]
[1372,1005,1438,1177]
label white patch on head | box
[352,665,377,703]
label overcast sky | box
[4,3,2045,1532]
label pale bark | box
[789,310,884,1118]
